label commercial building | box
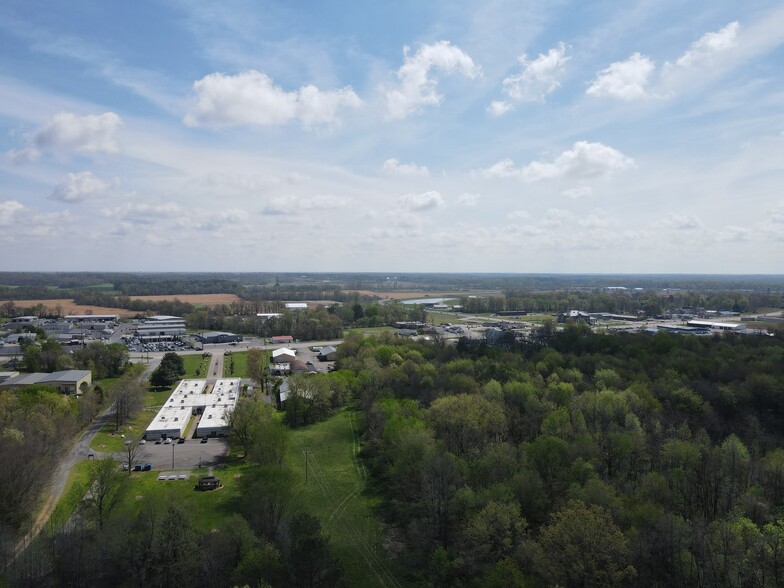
[285,303,308,311]
[686,320,746,333]
[144,378,241,440]
[272,348,296,363]
[198,332,243,344]
[134,315,186,341]
[0,370,92,394]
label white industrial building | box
[134,315,187,341]
[686,320,746,333]
[272,347,296,363]
[145,377,241,440]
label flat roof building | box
[0,370,91,394]
[686,320,746,332]
[145,378,241,439]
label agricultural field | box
[0,298,136,316]
[128,294,242,305]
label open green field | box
[45,460,93,535]
[182,353,210,378]
[345,326,396,336]
[223,350,249,378]
[116,463,249,531]
[286,409,398,588]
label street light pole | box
[171,443,175,470]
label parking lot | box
[134,437,228,471]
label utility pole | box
[303,448,309,484]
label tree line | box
[333,329,784,586]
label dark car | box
[143,463,152,471]
[133,464,142,471]
[201,436,208,443]
[155,439,162,444]
[178,437,185,444]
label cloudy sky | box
[1,1,783,273]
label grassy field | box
[223,350,249,378]
[345,326,396,336]
[182,353,210,378]
[45,460,93,535]
[116,462,249,531]
[287,409,398,588]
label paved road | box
[11,357,163,562]
[12,337,344,561]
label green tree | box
[81,457,127,529]
[533,500,636,587]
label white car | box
[164,438,172,444]
[139,439,146,444]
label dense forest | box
[328,329,784,587]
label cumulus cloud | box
[382,158,430,176]
[676,21,740,68]
[101,202,182,224]
[385,41,480,119]
[502,43,570,103]
[486,100,512,117]
[587,53,656,101]
[262,194,352,215]
[563,185,593,199]
[0,200,24,226]
[457,192,481,206]
[398,190,445,211]
[49,171,116,202]
[184,70,362,129]
[659,214,703,230]
[479,141,635,182]
[10,112,122,162]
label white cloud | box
[486,100,512,117]
[659,214,703,230]
[49,171,116,202]
[563,185,593,199]
[262,194,352,215]
[587,53,655,101]
[184,70,362,129]
[10,112,122,162]
[676,21,740,68]
[715,226,752,242]
[101,202,182,224]
[457,192,481,206]
[382,158,430,176]
[398,190,445,211]
[0,200,24,226]
[542,208,572,228]
[502,43,570,103]
[523,141,635,181]
[479,142,635,182]
[385,41,481,119]
[507,209,530,220]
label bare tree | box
[81,457,127,529]
[123,435,147,474]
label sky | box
[1,0,783,274]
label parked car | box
[164,438,172,444]
[177,437,185,444]
[139,439,146,444]
[155,439,162,444]
[143,463,152,471]
[201,437,208,443]
[122,463,129,471]
[133,464,142,471]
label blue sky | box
[1,0,783,273]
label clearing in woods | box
[287,409,401,588]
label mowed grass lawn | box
[117,463,250,532]
[287,409,399,588]
[182,353,210,378]
[223,350,249,378]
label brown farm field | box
[1,293,242,316]
[0,299,136,316]
[128,293,242,305]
